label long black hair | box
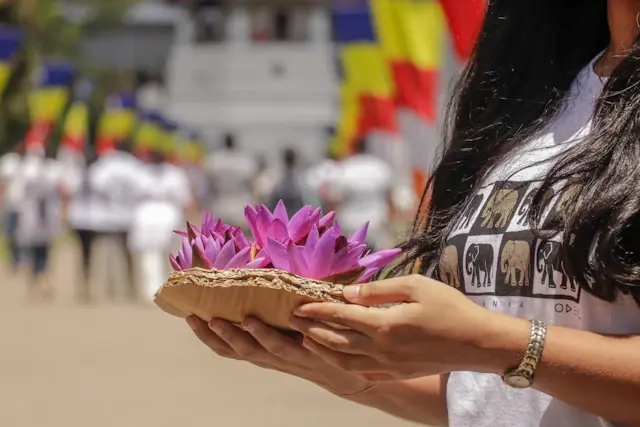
[399,0,640,305]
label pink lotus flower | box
[170,203,401,284]
[264,221,401,284]
[245,201,335,248]
[170,214,266,271]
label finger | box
[342,276,420,306]
[303,337,383,373]
[242,317,307,361]
[289,316,373,355]
[294,303,380,335]
[186,316,237,358]
[209,318,265,360]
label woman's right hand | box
[186,316,374,396]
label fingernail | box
[343,285,361,301]
[186,316,197,330]
[243,321,255,332]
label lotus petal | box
[288,206,314,243]
[273,200,289,223]
[225,247,252,269]
[266,238,290,271]
[358,248,402,270]
[213,240,237,269]
[350,221,369,245]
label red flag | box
[439,0,486,60]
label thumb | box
[343,277,417,306]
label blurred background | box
[0,0,483,426]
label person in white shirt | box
[0,143,26,273]
[60,151,101,303]
[88,146,145,301]
[328,138,394,250]
[205,133,258,227]
[14,150,65,300]
[305,153,340,211]
[129,149,193,302]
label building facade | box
[165,0,336,163]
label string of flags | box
[0,24,207,165]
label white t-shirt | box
[441,57,640,426]
[329,154,392,244]
[15,155,65,246]
[0,152,25,210]
[128,162,192,252]
[88,151,146,232]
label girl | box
[185,1,640,426]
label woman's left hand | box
[290,275,528,380]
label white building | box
[165,0,337,164]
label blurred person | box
[205,133,258,226]
[327,138,393,250]
[303,148,340,212]
[129,149,193,302]
[63,152,100,303]
[88,142,145,301]
[15,148,65,300]
[0,142,26,274]
[268,147,318,215]
[252,155,276,205]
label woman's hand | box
[186,316,375,396]
[290,275,529,380]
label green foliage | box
[0,0,141,155]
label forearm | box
[484,314,640,426]
[340,375,448,426]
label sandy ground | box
[0,237,417,427]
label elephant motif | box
[465,244,494,287]
[439,246,461,288]
[480,189,519,229]
[516,190,536,226]
[555,185,580,219]
[500,240,530,287]
[455,195,484,230]
[536,240,576,291]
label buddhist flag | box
[0,26,23,97]
[332,0,397,155]
[96,93,137,156]
[25,62,74,153]
[158,117,178,158]
[330,49,361,158]
[439,0,485,60]
[372,0,446,124]
[186,131,206,164]
[174,127,203,165]
[133,110,163,159]
[61,79,93,154]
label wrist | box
[470,312,532,374]
[309,371,374,397]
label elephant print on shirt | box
[536,240,576,291]
[455,194,484,230]
[439,246,461,288]
[480,189,519,229]
[500,240,530,286]
[516,190,536,226]
[555,185,580,219]
[465,244,494,287]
